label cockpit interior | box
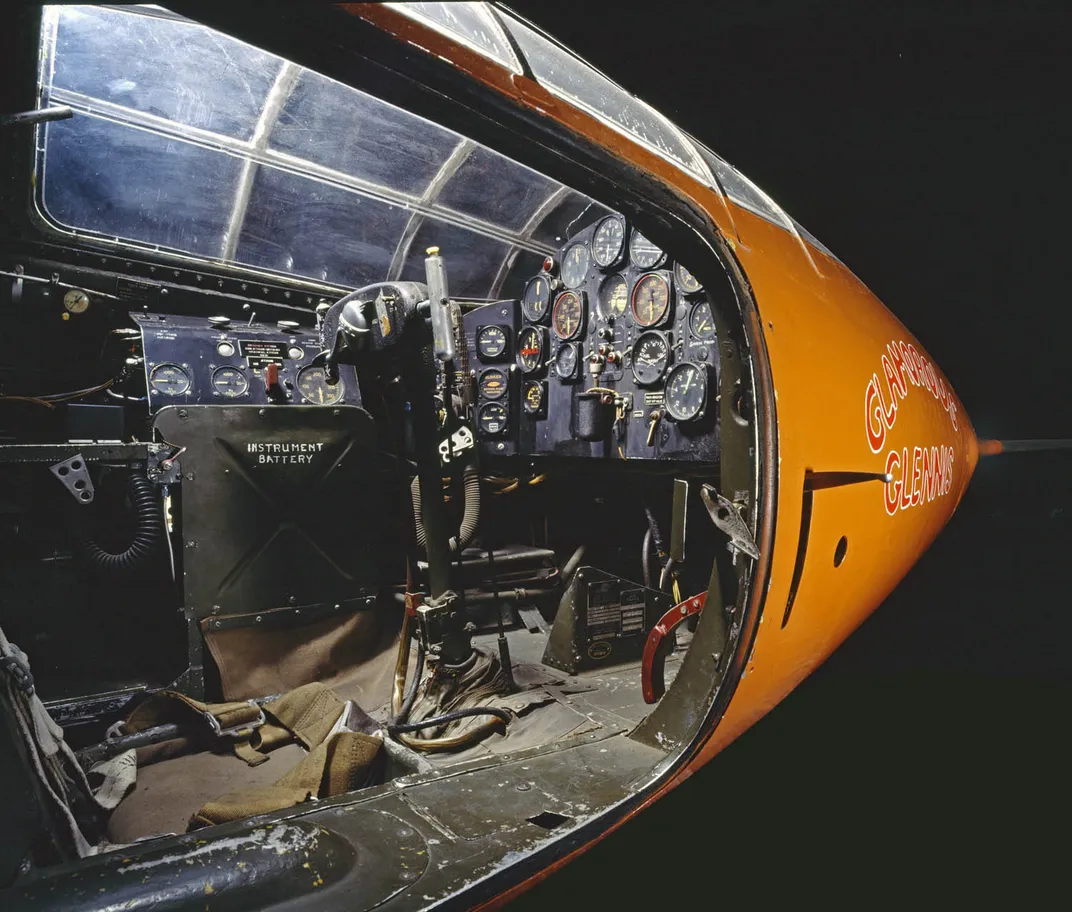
[0,4,762,878]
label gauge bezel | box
[522,380,547,417]
[476,324,510,361]
[554,342,581,382]
[630,272,673,328]
[597,274,629,322]
[674,262,704,295]
[663,360,709,422]
[591,215,626,268]
[516,326,547,374]
[628,228,666,270]
[148,363,191,396]
[561,243,590,289]
[478,367,509,401]
[477,401,509,437]
[551,290,586,341]
[630,330,671,386]
[296,365,344,405]
[210,366,249,398]
[63,288,90,313]
[688,300,717,341]
[521,275,552,324]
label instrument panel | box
[135,313,361,412]
[464,214,721,463]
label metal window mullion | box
[488,184,570,297]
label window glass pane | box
[236,166,410,287]
[501,249,545,299]
[48,6,278,140]
[502,15,706,180]
[530,192,612,248]
[696,145,787,227]
[268,69,460,195]
[400,220,509,299]
[387,2,520,73]
[437,147,558,232]
[40,116,240,257]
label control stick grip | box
[424,246,456,363]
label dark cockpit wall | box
[0,2,771,901]
[31,5,611,304]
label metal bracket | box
[701,484,759,561]
[438,424,475,466]
[49,453,95,504]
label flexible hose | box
[642,528,654,588]
[411,460,481,553]
[395,634,425,725]
[386,706,511,735]
[75,472,163,574]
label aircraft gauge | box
[554,342,580,380]
[675,263,703,294]
[522,275,552,323]
[631,273,671,327]
[552,291,584,340]
[630,331,670,385]
[689,300,716,340]
[63,289,90,314]
[296,366,343,405]
[148,364,191,396]
[592,215,625,267]
[516,326,546,374]
[629,229,665,269]
[478,368,508,400]
[561,244,589,289]
[523,380,546,416]
[598,275,628,321]
[478,401,508,436]
[476,325,509,360]
[211,366,248,398]
[664,361,708,421]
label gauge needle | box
[682,373,693,394]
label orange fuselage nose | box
[694,204,978,762]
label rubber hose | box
[642,528,653,588]
[411,460,481,553]
[644,505,667,557]
[386,705,511,735]
[394,634,425,725]
[76,472,163,574]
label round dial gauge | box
[630,332,670,385]
[63,289,90,314]
[629,229,664,269]
[631,273,671,327]
[522,275,552,323]
[148,364,191,396]
[478,401,508,436]
[523,381,545,414]
[478,368,508,400]
[476,325,508,360]
[675,263,703,294]
[555,343,579,380]
[598,275,628,321]
[592,215,625,267]
[296,365,343,405]
[664,362,708,421]
[516,326,545,373]
[552,291,584,340]
[689,301,717,341]
[211,366,248,398]
[561,244,589,289]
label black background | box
[504,1,1071,904]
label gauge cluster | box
[464,213,721,463]
[135,313,361,412]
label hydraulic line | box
[386,706,510,735]
[411,460,481,553]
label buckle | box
[0,653,35,695]
[204,701,265,739]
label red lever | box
[641,591,707,704]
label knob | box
[208,316,230,327]
[598,327,613,340]
[277,320,300,332]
